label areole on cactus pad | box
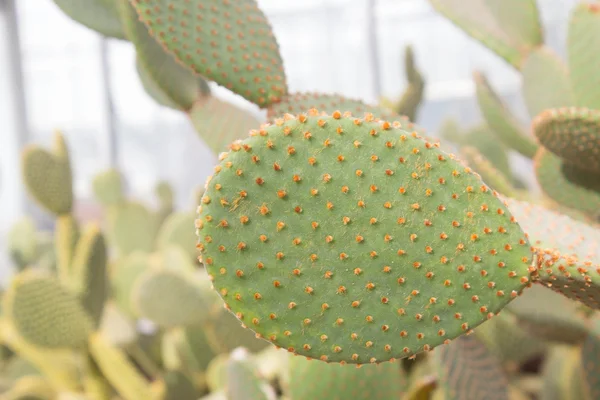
[196,110,532,364]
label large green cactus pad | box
[533,107,600,173]
[288,355,407,400]
[21,131,73,216]
[197,111,531,364]
[130,0,287,108]
[434,335,509,400]
[568,3,600,110]
[459,146,518,198]
[118,0,209,111]
[474,72,537,158]
[53,0,125,39]
[505,198,600,310]
[428,0,541,69]
[534,148,600,217]
[522,47,575,117]
[4,272,93,349]
[190,97,262,155]
[267,92,400,123]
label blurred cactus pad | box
[4,0,600,399]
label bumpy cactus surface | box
[197,111,531,364]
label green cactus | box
[106,201,160,256]
[267,92,400,122]
[428,0,542,69]
[434,334,509,400]
[52,0,125,39]
[189,96,262,155]
[581,316,600,399]
[117,0,210,111]
[88,332,155,400]
[541,346,587,400]
[162,370,199,400]
[459,146,519,198]
[21,131,73,215]
[204,307,270,354]
[533,107,600,173]
[3,271,93,349]
[395,46,426,122]
[55,214,80,285]
[224,348,273,400]
[130,0,288,108]
[157,212,199,262]
[521,47,574,116]
[1,376,56,400]
[111,251,150,317]
[92,168,124,206]
[7,218,40,271]
[288,354,407,400]
[568,3,600,110]
[473,72,538,158]
[131,268,209,327]
[197,111,531,364]
[70,224,109,327]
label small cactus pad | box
[522,47,574,117]
[568,3,600,109]
[225,348,273,400]
[506,284,588,344]
[474,72,537,158]
[71,224,108,327]
[534,148,600,216]
[106,201,160,256]
[428,0,539,69]
[533,107,600,173]
[582,317,600,399]
[434,335,509,400]
[53,0,125,39]
[157,212,200,262]
[504,198,600,310]
[3,271,93,349]
[8,218,40,270]
[92,168,124,206]
[21,131,73,215]
[397,45,426,122]
[118,0,209,111]
[460,147,518,198]
[267,92,400,122]
[196,111,532,364]
[132,269,209,327]
[288,355,407,400]
[111,252,150,317]
[130,0,287,107]
[189,97,262,155]
[88,333,154,400]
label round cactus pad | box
[196,111,531,364]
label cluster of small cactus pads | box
[4,0,600,399]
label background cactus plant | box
[4,0,600,399]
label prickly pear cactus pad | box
[267,92,399,122]
[533,107,600,173]
[196,111,532,364]
[504,198,600,310]
[130,0,287,108]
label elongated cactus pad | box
[541,346,587,400]
[568,3,600,109]
[267,92,399,123]
[534,148,600,216]
[111,252,150,317]
[53,0,125,39]
[196,111,531,364]
[533,107,600,173]
[190,97,262,155]
[460,147,518,198]
[2,376,56,400]
[157,212,199,262]
[71,224,108,327]
[88,333,154,400]
[3,271,93,349]
[434,335,509,400]
[506,284,588,344]
[130,0,287,107]
[396,46,425,122]
[582,317,600,399]
[132,268,209,327]
[474,72,537,158]
[522,47,574,117]
[21,131,73,215]
[288,355,407,400]
[505,198,600,309]
[428,0,539,69]
[118,0,209,111]
[92,168,124,206]
[55,215,80,285]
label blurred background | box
[0,0,579,282]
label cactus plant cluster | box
[4,0,600,399]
